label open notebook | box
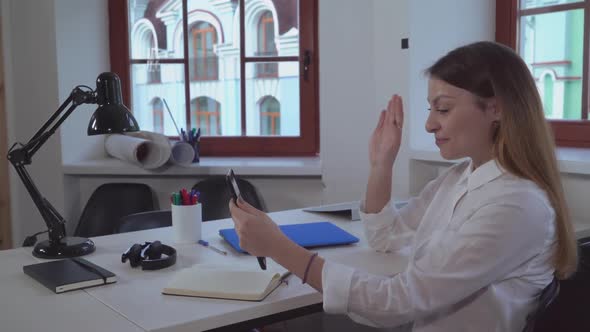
[162,264,290,302]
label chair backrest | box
[117,210,172,233]
[192,175,265,221]
[522,278,560,332]
[528,237,590,332]
[74,183,156,237]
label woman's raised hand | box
[369,94,404,169]
[228,197,286,257]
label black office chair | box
[522,278,560,332]
[74,183,156,237]
[526,237,590,332]
[192,175,265,221]
[117,210,172,233]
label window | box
[256,11,278,78]
[191,97,221,136]
[496,0,590,147]
[190,22,218,81]
[108,0,319,156]
[260,96,280,135]
[147,49,162,84]
[152,97,165,134]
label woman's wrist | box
[268,231,295,261]
[369,162,394,175]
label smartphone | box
[226,168,267,270]
[226,168,241,202]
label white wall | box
[56,0,110,163]
[408,0,496,152]
[3,0,64,244]
[319,0,411,204]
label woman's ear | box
[486,98,501,121]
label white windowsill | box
[409,147,590,176]
[62,156,322,177]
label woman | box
[229,41,578,331]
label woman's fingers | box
[237,197,264,216]
[229,199,255,225]
[388,97,396,126]
[393,95,403,129]
[376,110,386,130]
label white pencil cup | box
[171,203,202,244]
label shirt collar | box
[458,159,505,192]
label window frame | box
[496,0,590,147]
[108,0,319,156]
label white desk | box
[0,209,380,332]
[0,248,144,332]
[2,208,590,332]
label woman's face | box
[426,78,500,168]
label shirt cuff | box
[359,199,398,222]
[322,260,356,314]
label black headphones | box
[121,241,177,270]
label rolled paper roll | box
[169,141,196,166]
[105,132,172,169]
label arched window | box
[191,97,221,136]
[189,22,218,81]
[152,98,164,134]
[260,97,280,136]
[256,11,278,78]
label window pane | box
[131,63,186,136]
[190,97,222,136]
[245,0,298,57]
[520,0,582,10]
[245,61,299,136]
[519,9,584,120]
[128,0,183,60]
[189,22,219,81]
[188,59,241,137]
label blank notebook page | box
[163,264,284,301]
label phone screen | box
[227,169,241,200]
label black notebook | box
[23,257,116,293]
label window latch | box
[303,50,312,81]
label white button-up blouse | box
[321,159,557,332]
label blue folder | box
[219,221,360,254]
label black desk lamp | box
[7,72,140,259]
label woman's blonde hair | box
[426,41,577,279]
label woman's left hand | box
[228,197,285,257]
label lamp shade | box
[87,72,140,135]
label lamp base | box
[32,237,96,259]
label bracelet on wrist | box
[302,252,318,284]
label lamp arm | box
[6,87,97,244]
[27,87,96,158]
[11,161,67,242]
